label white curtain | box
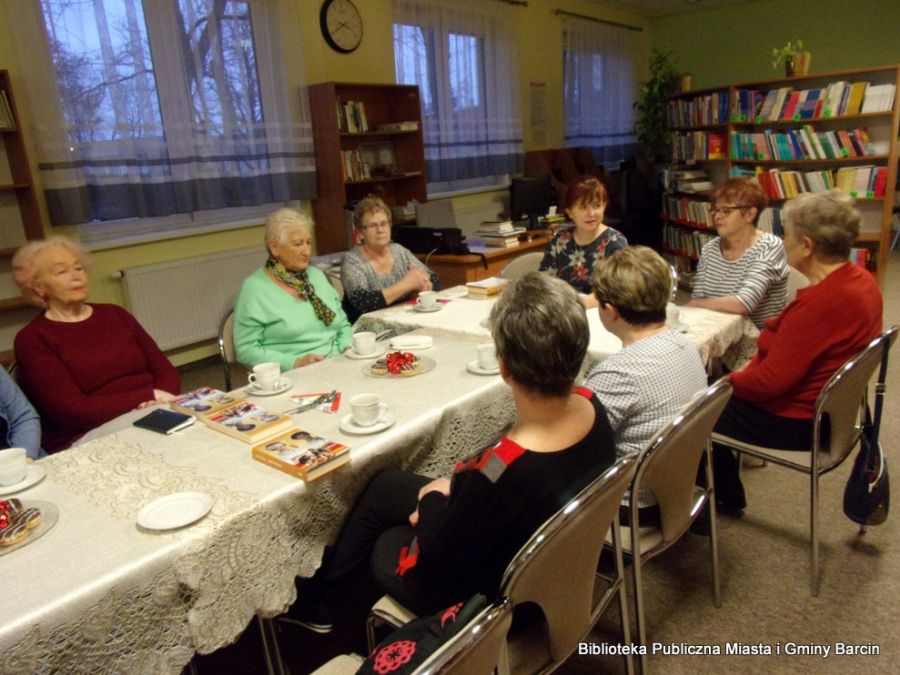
[10,0,315,227]
[393,0,523,184]
[562,16,638,166]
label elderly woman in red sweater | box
[712,190,882,509]
[14,237,180,452]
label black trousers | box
[311,468,437,613]
[710,397,815,506]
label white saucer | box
[0,465,47,496]
[339,412,396,435]
[136,491,214,531]
[466,360,500,376]
[413,304,442,313]
[668,321,689,334]
[247,380,293,396]
[345,345,386,360]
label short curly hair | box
[712,177,768,225]
[352,196,392,230]
[489,272,588,397]
[592,246,670,325]
[782,189,860,262]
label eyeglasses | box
[710,205,752,217]
[361,221,391,231]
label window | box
[393,0,523,195]
[17,0,315,240]
[562,17,639,167]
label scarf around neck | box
[266,257,335,326]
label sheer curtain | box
[11,0,315,232]
[393,0,523,186]
[562,16,638,166]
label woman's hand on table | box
[153,389,176,403]
[294,353,326,368]
[404,268,433,293]
[408,477,451,527]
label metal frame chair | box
[499,251,543,281]
[713,325,898,596]
[217,308,237,391]
[615,378,733,673]
[312,598,514,675]
[369,459,639,675]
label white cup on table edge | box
[476,343,498,371]
[248,362,281,390]
[350,393,389,427]
[417,291,438,309]
[0,447,27,486]
[353,331,377,355]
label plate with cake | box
[0,499,59,555]
[363,351,436,378]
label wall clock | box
[320,0,363,54]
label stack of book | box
[169,387,351,481]
[466,277,509,297]
[671,169,713,193]
[474,221,526,248]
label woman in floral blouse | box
[539,175,627,308]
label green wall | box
[651,0,900,89]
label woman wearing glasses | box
[687,177,788,328]
[234,208,352,371]
[340,196,440,322]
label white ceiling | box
[583,0,760,18]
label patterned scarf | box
[266,257,335,326]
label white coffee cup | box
[353,331,377,356]
[350,393,389,427]
[666,303,683,326]
[417,291,438,309]
[248,362,281,390]
[477,343,498,371]
[0,447,27,486]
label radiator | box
[115,246,265,351]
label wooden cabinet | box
[308,82,427,254]
[0,70,44,362]
[664,65,900,286]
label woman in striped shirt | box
[687,177,788,329]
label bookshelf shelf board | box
[857,232,883,243]
[0,296,30,312]
[0,127,17,134]
[664,219,714,231]
[0,183,33,192]
[667,190,714,198]
[731,111,894,129]
[671,123,729,132]
[672,159,729,166]
[731,155,890,166]
[345,171,423,186]
[340,130,419,140]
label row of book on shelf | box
[729,126,877,162]
[336,99,369,133]
[0,91,13,129]
[731,165,889,201]
[671,79,897,128]
[671,132,727,162]
[167,387,350,481]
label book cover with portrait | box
[252,428,350,481]
[204,401,292,444]
[171,387,244,418]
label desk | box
[359,287,752,368]
[416,237,549,288]
[1,331,513,674]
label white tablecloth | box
[1,330,514,674]
[359,287,752,368]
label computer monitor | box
[509,174,555,230]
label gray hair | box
[264,208,312,247]
[782,189,860,262]
[592,246,669,325]
[14,237,92,303]
[490,272,588,397]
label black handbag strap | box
[870,332,891,440]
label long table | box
[359,286,754,368]
[0,330,514,674]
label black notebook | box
[133,409,196,435]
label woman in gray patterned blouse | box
[340,196,440,322]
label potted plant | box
[634,49,680,163]
[772,40,811,77]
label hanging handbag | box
[843,339,890,526]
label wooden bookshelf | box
[0,70,44,360]
[308,82,427,254]
[664,65,900,285]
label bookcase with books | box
[0,70,45,365]
[308,82,427,254]
[664,65,900,287]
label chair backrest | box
[633,378,733,543]
[415,200,459,230]
[416,598,513,675]
[499,251,543,281]
[218,308,236,390]
[786,265,810,303]
[498,458,637,662]
[814,325,898,466]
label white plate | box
[0,465,47,496]
[339,412,396,435]
[0,500,59,556]
[136,492,214,531]
[246,380,293,396]
[413,304,442,313]
[344,345,387,360]
[389,336,434,350]
[466,360,500,376]
[363,355,437,379]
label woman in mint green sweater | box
[235,209,352,372]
